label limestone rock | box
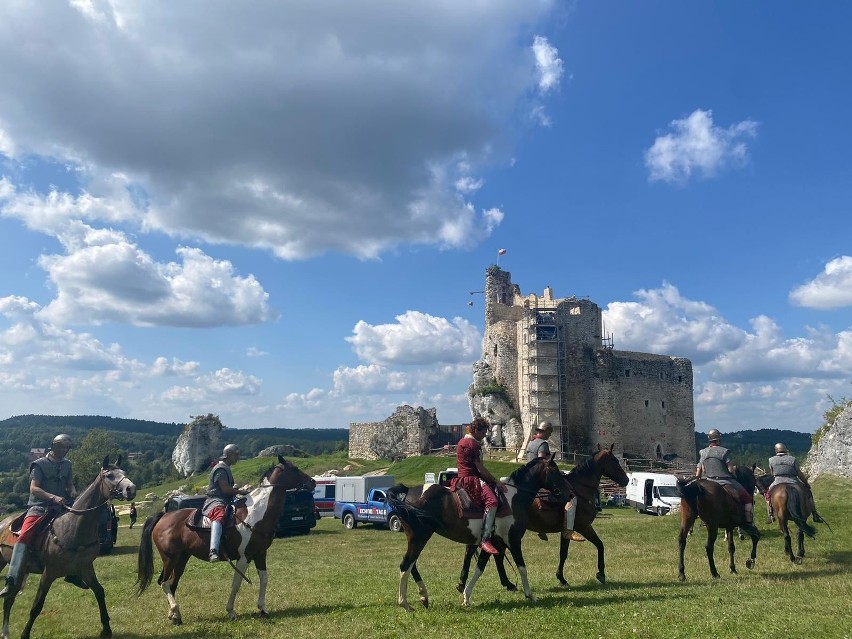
[349,405,437,460]
[803,403,852,480]
[172,414,224,477]
[469,361,519,451]
[257,444,307,458]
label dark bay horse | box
[0,457,136,639]
[677,465,759,581]
[387,454,572,610]
[755,474,817,564]
[136,456,314,624]
[457,444,629,591]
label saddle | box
[185,504,236,532]
[532,488,566,513]
[7,512,55,574]
[450,488,511,520]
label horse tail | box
[785,486,817,538]
[676,477,702,510]
[135,511,164,595]
[387,484,447,534]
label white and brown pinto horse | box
[387,455,572,610]
[0,456,136,639]
[135,456,314,624]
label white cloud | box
[532,35,563,92]
[644,109,758,183]
[246,346,268,358]
[150,356,199,377]
[0,2,562,260]
[789,256,852,309]
[346,311,481,366]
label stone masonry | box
[474,266,696,463]
[348,405,438,460]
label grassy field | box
[3,467,850,639]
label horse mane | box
[569,454,597,477]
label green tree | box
[68,429,123,487]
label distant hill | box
[693,428,814,470]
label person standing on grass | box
[129,502,138,529]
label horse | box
[755,473,817,564]
[0,456,136,639]
[677,464,759,581]
[387,454,572,610]
[457,444,629,591]
[135,456,314,624]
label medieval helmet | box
[774,442,788,454]
[707,429,722,443]
[52,433,72,448]
[221,443,241,460]
[536,420,553,434]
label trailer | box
[332,475,401,531]
[626,472,681,516]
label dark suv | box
[98,503,119,554]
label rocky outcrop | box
[172,414,224,477]
[257,444,307,458]
[803,403,852,480]
[468,359,523,451]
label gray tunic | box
[768,454,801,490]
[26,455,73,517]
[526,438,551,462]
[203,461,236,514]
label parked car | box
[98,503,119,554]
[164,494,206,512]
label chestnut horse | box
[0,457,136,639]
[677,465,759,581]
[457,444,629,591]
[387,454,572,610]
[755,473,817,564]
[135,456,314,624]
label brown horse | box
[0,457,136,639]
[677,465,759,581]
[387,454,572,610]
[135,456,314,624]
[457,444,629,590]
[755,474,817,564]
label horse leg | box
[583,526,606,584]
[795,527,805,565]
[705,524,720,579]
[254,555,269,618]
[226,557,250,620]
[79,565,112,639]
[456,545,476,593]
[20,573,57,639]
[398,532,430,612]
[2,588,14,639]
[492,550,516,591]
[462,546,494,606]
[725,527,737,575]
[161,553,189,625]
[678,511,697,582]
[555,534,570,587]
[780,516,795,563]
[505,530,536,603]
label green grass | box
[4,468,850,638]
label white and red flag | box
[498,248,507,255]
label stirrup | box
[209,550,222,563]
[0,578,17,598]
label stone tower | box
[477,266,696,463]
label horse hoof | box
[678,574,686,582]
[258,609,268,618]
[596,573,606,584]
[99,631,113,639]
[746,558,755,569]
[794,557,803,565]
[527,595,538,604]
[456,582,465,594]
[420,597,430,609]
[400,603,415,613]
[505,583,517,592]
[228,611,238,621]
[171,617,182,626]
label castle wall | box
[348,405,436,460]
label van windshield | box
[658,486,680,498]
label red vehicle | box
[311,476,337,518]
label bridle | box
[62,466,130,514]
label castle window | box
[678,375,682,383]
[625,369,631,377]
[536,326,557,341]
[493,344,498,356]
[644,399,649,408]
[660,372,665,380]
[656,444,663,460]
[569,306,581,315]
[661,401,666,409]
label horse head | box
[755,471,774,496]
[99,455,137,501]
[593,444,629,488]
[525,453,572,498]
[264,455,316,491]
[734,463,758,496]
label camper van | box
[626,472,681,516]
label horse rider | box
[203,444,250,562]
[527,420,577,540]
[695,429,761,537]
[767,442,824,523]
[1,434,77,598]
[453,417,506,555]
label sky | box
[1,2,850,435]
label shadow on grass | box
[101,544,140,556]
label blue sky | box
[1,2,850,434]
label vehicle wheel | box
[343,513,356,529]
[388,515,402,532]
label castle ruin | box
[475,266,696,463]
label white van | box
[626,472,681,516]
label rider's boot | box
[0,541,28,598]
[562,496,578,540]
[740,503,761,538]
[209,520,223,562]
[480,508,499,555]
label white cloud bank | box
[789,256,852,309]
[644,109,758,183]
